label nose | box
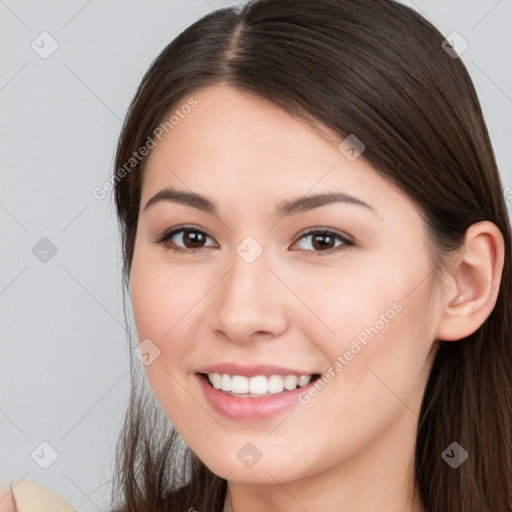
[209,250,289,344]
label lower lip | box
[196,374,318,421]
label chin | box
[197,449,313,485]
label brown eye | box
[179,230,207,248]
[292,229,354,256]
[154,226,216,252]
[310,233,336,250]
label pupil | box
[185,231,205,248]
[313,234,334,250]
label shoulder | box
[4,480,76,512]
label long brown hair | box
[110,1,512,510]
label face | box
[130,85,441,484]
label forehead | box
[140,85,412,218]
[145,84,340,174]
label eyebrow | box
[142,187,377,217]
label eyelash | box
[152,224,354,256]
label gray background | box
[1,1,511,510]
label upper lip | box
[196,362,319,378]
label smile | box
[196,371,322,421]
[204,373,319,397]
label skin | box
[0,487,15,512]
[130,84,504,512]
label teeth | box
[231,375,249,393]
[207,373,312,395]
[220,374,231,391]
[283,375,298,391]
[297,375,311,387]
[248,375,267,394]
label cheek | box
[282,283,436,475]
[129,250,215,405]
[299,248,437,413]
[129,262,200,432]
[313,272,436,437]
[130,247,204,343]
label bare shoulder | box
[1,480,76,512]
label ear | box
[435,221,505,341]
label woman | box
[5,0,511,510]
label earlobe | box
[435,221,505,342]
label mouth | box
[198,372,322,398]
